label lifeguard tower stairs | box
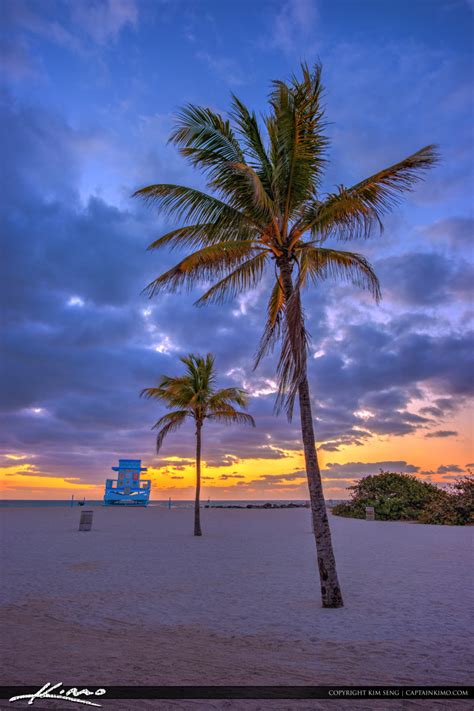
[103,459,151,506]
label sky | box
[1,0,473,501]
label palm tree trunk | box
[194,422,203,536]
[278,255,343,608]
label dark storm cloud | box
[362,388,409,412]
[310,321,474,405]
[321,461,420,479]
[419,397,460,418]
[231,472,309,491]
[254,472,307,483]
[377,252,473,306]
[318,435,368,452]
[420,406,444,417]
[155,459,195,470]
[2,68,473,491]
[436,464,464,474]
[421,217,474,247]
[0,101,294,482]
[203,455,240,468]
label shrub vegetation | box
[332,471,473,525]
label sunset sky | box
[1,0,473,501]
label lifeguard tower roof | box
[112,459,148,472]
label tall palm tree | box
[141,353,255,536]
[134,64,438,606]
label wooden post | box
[79,510,93,531]
[365,506,375,521]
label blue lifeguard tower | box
[103,459,151,506]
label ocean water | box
[0,499,312,509]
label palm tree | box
[141,353,255,536]
[134,64,438,606]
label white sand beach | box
[1,506,472,710]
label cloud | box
[1,10,472,497]
[202,454,240,468]
[421,216,474,247]
[156,459,194,471]
[71,0,138,45]
[196,51,244,86]
[436,464,465,474]
[271,0,319,54]
[3,1,82,53]
[322,461,420,479]
[420,397,459,418]
[0,38,38,80]
[231,471,308,491]
[425,430,458,438]
[377,252,473,306]
[6,0,138,54]
[256,472,307,483]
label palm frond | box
[254,278,285,367]
[298,246,381,301]
[170,104,244,169]
[268,62,328,227]
[194,252,268,306]
[147,222,257,252]
[300,145,439,241]
[143,241,264,298]
[140,384,173,403]
[227,161,276,219]
[207,409,255,427]
[230,95,274,196]
[142,354,253,443]
[133,184,256,229]
[294,192,382,243]
[274,286,309,418]
[346,144,439,209]
[168,105,275,224]
[208,387,249,410]
[151,410,189,453]
[142,379,195,409]
[180,352,216,403]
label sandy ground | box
[0,507,472,710]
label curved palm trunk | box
[278,256,343,608]
[194,422,203,536]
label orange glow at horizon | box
[1,406,472,500]
[1,401,471,500]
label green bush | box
[418,476,474,525]
[332,471,473,525]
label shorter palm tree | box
[141,353,255,535]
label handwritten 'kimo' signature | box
[9,682,106,706]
